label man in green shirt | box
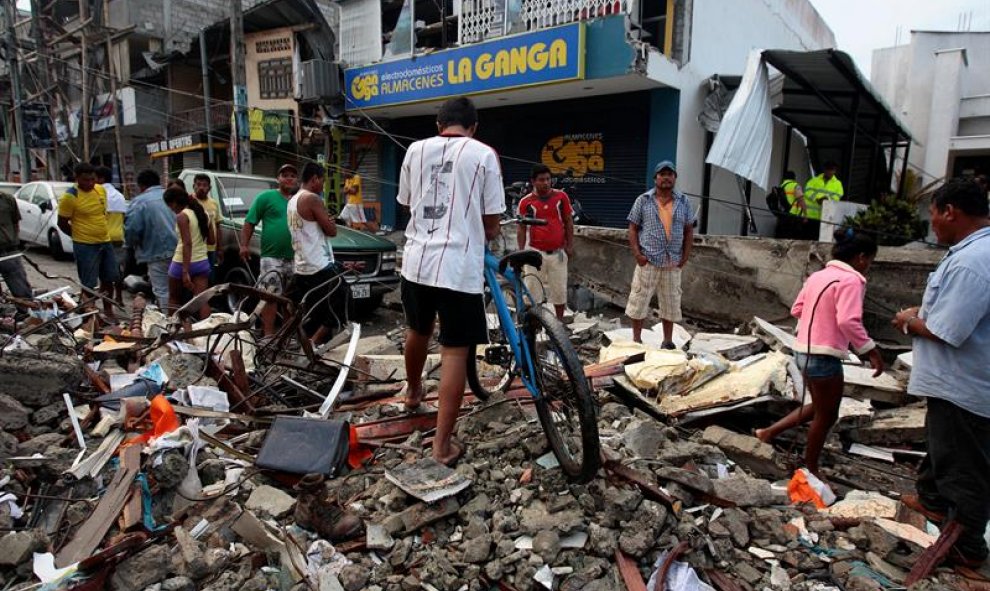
[240,163,298,335]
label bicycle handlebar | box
[500,216,549,227]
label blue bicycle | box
[467,217,601,482]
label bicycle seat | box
[498,250,544,274]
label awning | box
[710,49,914,200]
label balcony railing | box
[459,0,635,45]
[170,102,233,136]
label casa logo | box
[341,261,367,272]
[351,73,379,102]
[540,133,604,177]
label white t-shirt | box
[398,134,505,294]
[103,183,128,214]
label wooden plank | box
[225,351,255,412]
[118,446,143,531]
[118,485,142,531]
[55,445,142,568]
[614,549,648,591]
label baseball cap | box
[654,160,676,175]
[278,163,298,175]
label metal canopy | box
[722,49,914,202]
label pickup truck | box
[176,169,398,314]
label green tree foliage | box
[844,192,927,246]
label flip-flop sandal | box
[400,381,426,411]
[435,438,465,467]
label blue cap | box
[654,160,676,174]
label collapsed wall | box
[570,227,943,344]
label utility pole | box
[3,0,30,181]
[230,0,251,173]
[199,29,215,168]
[104,0,127,195]
[79,0,90,160]
[29,0,54,177]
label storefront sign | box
[345,23,585,109]
[146,134,196,156]
[248,109,293,144]
[540,133,604,179]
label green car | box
[177,169,398,314]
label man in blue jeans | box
[125,170,178,309]
[57,163,118,314]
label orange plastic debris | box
[124,394,180,446]
[347,425,373,468]
[787,468,835,509]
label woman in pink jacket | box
[757,227,885,475]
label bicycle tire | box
[467,280,517,400]
[526,306,601,482]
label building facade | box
[871,31,990,184]
[338,0,837,233]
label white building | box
[872,31,990,184]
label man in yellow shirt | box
[340,171,377,231]
[803,161,844,239]
[58,163,118,311]
[192,173,224,283]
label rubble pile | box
[0,285,982,591]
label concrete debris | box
[0,277,952,591]
[688,332,765,361]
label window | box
[258,58,293,100]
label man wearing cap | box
[625,161,696,348]
[240,163,299,335]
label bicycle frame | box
[482,247,541,398]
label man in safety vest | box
[804,161,844,240]
[775,170,805,239]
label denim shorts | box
[168,260,211,279]
[793,351,843,379]
[73,242,119,289]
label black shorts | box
[401,278,487,347]
[287,263,351,332]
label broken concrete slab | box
[0,394,29,431]
[110,543,171,591]
[659,351,791,417]
[353,353,442,383]
[397,497,460,534]
[751,317,797,353]
[702,425,785,479]
[689,333,765,361]
[384,457,472,503]
[842,365,909,405]
[0,351,85,408]
[245,485,296,519]
[712,475,784,507]
[0,530,47,566]
[826,491,899,520]
[849,405,926,446]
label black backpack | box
[767,185,787,214]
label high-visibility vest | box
[781,179,802,215]
[804,174,844,221]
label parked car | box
[14,181,74,259]
[176,169,399,314]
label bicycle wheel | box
[467,281,517,400]
[525,306,601,482]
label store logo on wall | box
[351,73,379,102]
[540,133,604,179]
[344,23,584,109]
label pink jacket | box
[792,260,875,358]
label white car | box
[15,181,74,259]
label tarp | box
[705,50,774,190]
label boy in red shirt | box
[517,164,574,320]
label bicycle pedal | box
[484,345,511,365]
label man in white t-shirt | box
[398,96,505,466]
